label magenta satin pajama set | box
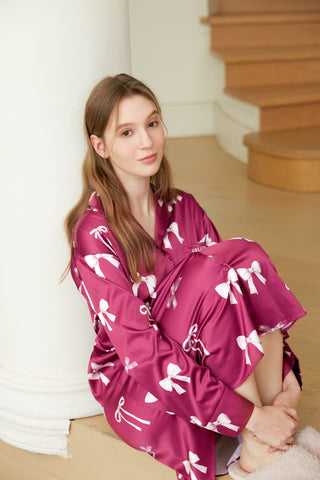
[71,191,306,479]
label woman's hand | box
[272,370,301,410]
[246,405,299,450]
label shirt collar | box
[154,194,173,246]
[87,190,173,245]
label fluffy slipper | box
[227,444,320,480]
[295,426,320,459]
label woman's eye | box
[148,120,159,128]
[121,129,132,137]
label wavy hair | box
[63,74,177,281]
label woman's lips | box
[139,153,157,163]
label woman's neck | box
[126,180,156,240]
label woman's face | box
[97,94,165,190]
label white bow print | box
[259,320,285,334]
[90,226,117,254]
[237,261,266,294]
[167,194,183,212]
[115,396,150,431]
[182,324,210,357]
[183,452,207,480]
[88,361,114,386]
[140,445,155,458]
[125,357,138,373]
[199,234,216,247]
[215,268,243,304]
[98,299,116,331]
[163,222,184,249]
[132,274,157,298]
[207,413,239,433]
[166,277,182,309]
[145,392,158,403]
[236,329,264,365]
[159,363,190,395]
[85,253,120,277]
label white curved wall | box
[0,0,131,454]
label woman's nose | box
[139,129,152,149]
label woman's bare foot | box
[240,430,282,473]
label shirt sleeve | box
[73,216,254,437]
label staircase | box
[202,0,320,191]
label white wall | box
[0,0,131,455]
[128,0,216,137]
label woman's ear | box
[90,134,109,158]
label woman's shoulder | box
[73,192,110,246]
[172,190,202,212]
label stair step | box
[225,83,320,131]
[215,46,320,88]
[201,9,320,27]
[227,58,320,89]
[225,83,320,108]
[203,12,320,26]
[244,127,320,191]
[210,0,320,15]
[216,44,320,64]
[201,13,320,48]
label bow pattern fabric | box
[182,324,210,357]
[163,222,184,249]
[125,357,138,373]
[207,413,240,433]
[236,329,264,365]
[89,225,117,254]
[98,299,116,331]
[167,277,182,309]
[85,253,120,277]
[237,260,266,294]
[183,452,207,480]
[132,274,157,299]
[215,268,243,304]
[88,361,114,386]
[115,396,150,431]
[198,234,217,247]
[159,363,191,395]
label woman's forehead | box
[114,95,158,125]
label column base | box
[0,367,102,455]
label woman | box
[64,74,307,479]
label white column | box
[0,0,131,455]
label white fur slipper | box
[227,444,320,480]
[295,426,320,459]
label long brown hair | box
[64,73,176,281]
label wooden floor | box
[0,136,319,479]
[167,135,320,478]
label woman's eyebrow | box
[117,110,159,131]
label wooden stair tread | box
[201,12,320,26]
[244,126,320,158]
[225,82,320,107]
[212,0,320,15]
[214,44,320,63]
